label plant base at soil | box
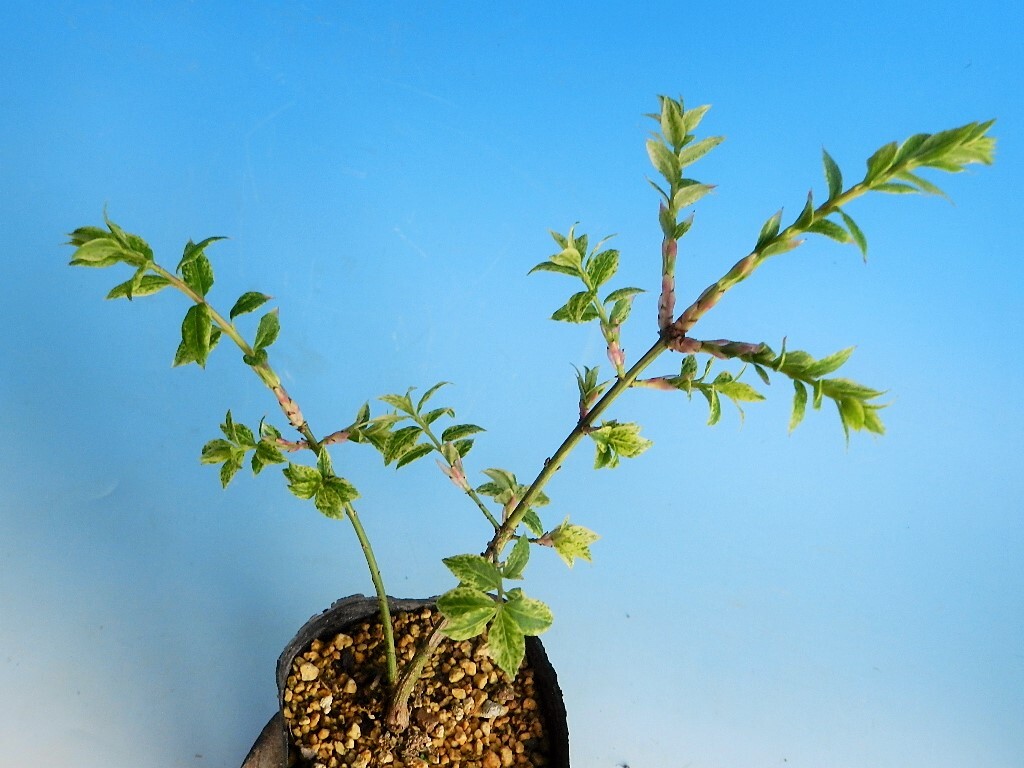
[284,606,554,768]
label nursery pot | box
[241,595,570,767]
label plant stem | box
[485,338,669,560]
[150,261,399,685]
[344,502,398,686]
[385,619,447,731]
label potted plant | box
[67,95,994,768]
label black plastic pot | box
[240,595,570,767]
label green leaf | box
[760,237,803,258]
[586,249,619,290]
[502,536,531,580]
[546,517,600,567]
[589,421,653,469]
[173,304,213,367]
[528,261,579,278]
[67,225,109,246]
[865,141,898,184]
[717,379,766,404]
[178,236,226,270]
[503,589,553,635]
[314,483,345,518]
[804,347,855,378]
[441,424,485,442]
[421,407,454,425]
[453,438,475,458]
[283,463,322,499]
[383,425,423,465]
[395,442,434,468]
[894,170,948,198]
[873,182,919,194]
[253,310,280,351]
[683,104,711,133]
[551,290,597,324]
[822,148,843,200]
[672,183,714,211]
[604,286,645,303]
[522,508,544,537]
[181,251,214,297]
[838,210,868,260]
[793,190,815,230]
[229,292,271,319]
[106,272,170,300]
[417,381,450,411]
[646,138,680,182]
[609,296,635,326]
[200,438,235,464]
[790,380,808,432]
[317,447,334,477]
[379,392,415,414]
[322,475,359,503]
[676,135,725,167]
[254,439,286,467]
[703,387,722,426]
[756,209,783,250]
[220,455,244,488]
[488,603,526,678]
[807,218,852,244]
[437,586,498,641]
[68,237,127,268]
[442,554,504,592]
[549,246,583,271]
[659,96,687,149]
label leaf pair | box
[375,383,483,469]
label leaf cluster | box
[529,226,643,328]
[200,411,287,487]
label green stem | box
[345,502,398,686]
[485,338,669,560]
[415,414,500,530]
[151,261,399,685]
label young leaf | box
[178,236,226,271]
[545,517,600,567]
[441,424,485,443]
[442,554,504,592]
[502,589,553,635]
[379,392,415,414]
[672,183,714,211]
[864,141,898,184]
[488,604,526,678]
[417,381,451,412]
[804,347,855,378]
[646,138,680,182]
[68,237,126,268]
[180,251,214,297]
[589,421,653,469]
[838,210,868,260]
[254,310,280,351]
[200,438,235,464]
[502,535,531,580]
[822,148,843,200]
[676,135,725,167]
[756,209,783,250]
[437,586,498,641]
[659,95,687,149]
[790,380,808,432]
[106,272,170,300]
[230,292,271,319]
[586,249,619,290]
[283,463,322,499]
[173,304,213,367]
[220,455,244,488]
[395,442,434,468]
[807,218,852,244]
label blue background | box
[2,3,1021,767]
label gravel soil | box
[283,606,553,768]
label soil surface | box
[283,606,552,768]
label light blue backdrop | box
[2,3,1020,767]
